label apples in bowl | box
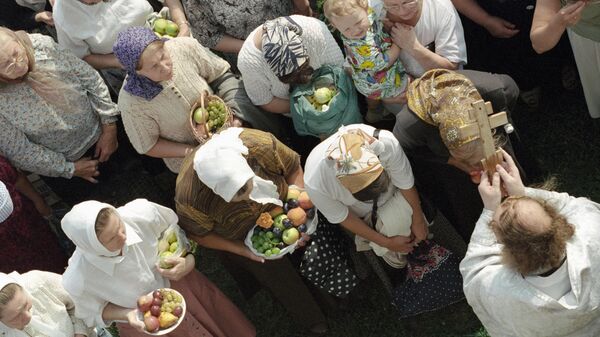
[137,288,186,335]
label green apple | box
[165,21,179,37]
[153,18,168,34]
[282,228,300,245]
[273,214,288,230]
[166,232,178,244]
[169,242,178,253]
[193,107,207,124]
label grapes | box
[204,99,228,132]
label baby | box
[324,0,410,123]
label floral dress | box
[342,7,409,100]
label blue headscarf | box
[113,27,166,100]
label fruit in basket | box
[256,212,274,229]
[172,306,183,318]
[282,228,300,245]
[193,107,208,124]
[167,232,178,244]
[286,199,299,209]
[306,207,315,219]
[272,227,282,238]
[287,207,307,226]
[286,188,301,201]
[153,290,163,300]
[298,224,307,233]
[205,100,228,132]
[153,19,168,34]
[159,312,179,329]
[269,206,284,218]
[158,239,170,253]
[273,214,288,230]
[165,21,179,37]
[282,218,293,229]
[137,294,153,313]
[298,192,314,210]
[169,242,178,253]
[150,305,161,317]
[306,86,337,112]
[144,315,160,333]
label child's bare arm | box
[385,43,402,67]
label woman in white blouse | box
[237,15,344,114]
[0,270,94,337]
[60,199,255,337]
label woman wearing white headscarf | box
[0,270,93,337]
[60,199,255,337]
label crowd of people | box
[0,0,598,336]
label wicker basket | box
[189,90,233,143]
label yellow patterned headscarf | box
[407,69,482,150]
[327,130,384,194]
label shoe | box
[309,322,329,336]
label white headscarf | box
[194,128,283,206]
[0,182,13,223]
[0,272,68,337]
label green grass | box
[194,87,596,337]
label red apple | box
[152,297,162,307]
[144,315,160,332]
[150,305,161,317]
[152,290,163,300]
[137,294,153,313]
[172,305,183,317]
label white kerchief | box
[0,272,68,337]
[0,182,13,223]
[194,128,282,206]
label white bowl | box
[137,288,187,335]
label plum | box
[150,305,161,317]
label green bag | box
[290,64,362,138]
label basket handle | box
[199,90,208,110]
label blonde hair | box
[323,0,368,20]
[0,283,21,320]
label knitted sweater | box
[117,37,230,173]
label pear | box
[167,232,178,244]
[158,311,179,329]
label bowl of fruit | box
[189,90,233,143]
[137,288,186,335]
[244,186,318,259]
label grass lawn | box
[194,85,598,337]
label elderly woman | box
[531,0,600,118]
[175,127,358,335]
[61,199,255,337]
[113,27,284,173]
[0,270,95,337]
[0,156,67,274]
[164,0,312,54]
[0,27,118,184]
[462,149,600,336]
[237,15,345,114]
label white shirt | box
[372,0,467,77]
[62,200,177,328]
[54,0,152,58]
[460,188,600,337]
[304,124,414,224]
[237,15,345,106]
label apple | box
[286,187,301,201]
[165,21,179,37]
[153,290,163,300]
[269,206,284,218]
[172,305,183,317]
[298,191,314,209]
[153,18,168,34]
[169,242,178,253]
[150,305,161,317]
[167,232,178,244]
[137,294,153,313]
[282,228,300,245]
[193,107,207,124]
[152,297,163,307]
[287,207,307,226]
[144,315,160,332]
[273,214,288,230]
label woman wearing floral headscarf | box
[238,15,344,114]
[114,27,285,173]
[0,270,95,337]
[60,199,255,337]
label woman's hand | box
[73,157,100,183]
[478,171,502,211]
[554,1,586,27]
[410,215,429,243]
[177,22,192,37]
[35,11,54,26]
[126,309,145,333]
[157,254,195,281]
[95,123,118,162]
[237,244,265,263]
[495,148,525,196]
[384,235,415,253]
[483,16,519,38]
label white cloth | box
[0,271,91,337]
[305,124,414,224]
[238,15,345,106]
[568,29,600,118]
[0,181,13,223]
[460,187,600,337]
[194,128,282,205]
[371,0,467,77]
[61,199,176,328]
[53,0,152,58]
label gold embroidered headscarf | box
[327,130,384,194]
[407,69,482,150]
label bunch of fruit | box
[153,18,179,38]
[305,86,337,112]
[250,187,315,257]
[193,99,228,133]
[157,231,182,269]
[137,289,185,333]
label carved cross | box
[459,100,509,174]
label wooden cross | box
[459,100,509,174]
